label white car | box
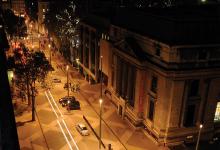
[76,123,89,136]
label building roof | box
[111,4,220,46]
[114,37,148,62]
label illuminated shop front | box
[214,102,220,122]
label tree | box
[44,0,80,60]
[14,45,52,121]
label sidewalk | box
[15,100,48,150]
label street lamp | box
[67,100,70,112]
[30,24,33,47]
[66,65,69,97]
[195,124,203,150]
[48,44,51,65]
[38,34,40,49]
[76,58,79,72]
[99,56,103,150]
[99,98,103,149]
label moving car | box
[75,123,89,136]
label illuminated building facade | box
[80,4,220,144]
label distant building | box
[79,4,220,145]
[38,0,50,34]
[11,0,25,15]
[0,0,12,10]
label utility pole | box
[195,124,203,150]
[99,56,103,150]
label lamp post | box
[76,58,79,72]
[99,56,103,150]
[38,33,40,49]
[48,44,51,65]
[30,24,33,47]
[66,65,69,97]
[195,124,203,150]
[99,98,103,150]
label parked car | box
[52,78,61,83]
[75,123,89,136]
[67,100,80,110]
[59,96,76,107]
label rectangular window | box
[188,80,199,97]
[42,9,45,12]
[155,43,161,56]
[184,104,196,127]
[128,69,135,107]
[151,76,158,93]
[214,102,220,122]
[111,70,114,87]
[148,96,155,121]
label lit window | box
[2,0,8,2]
[43,15,45,19]
[214,102,220,122]
[43,9,45,12]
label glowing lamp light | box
[200,124,203,129]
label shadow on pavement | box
[16,120,33,127]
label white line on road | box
[45,92,59,118]
[48,90,78,149]
[45,90,79,150]
[57,120,73,150]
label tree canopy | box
[44,0,80,48]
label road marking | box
[57,120,73,150]
[45,90,79,150]
[48,90,63,118]
[45,92,59,118]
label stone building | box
[79,4,220,145]
[78,14,110,83]
[11,0,25,15]
[38,0,50,34]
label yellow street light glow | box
[99,98,103,104]
[200,124,203,129]
[66,65,69,71]
[76,58,79,63]
[48,44,51,48]
[11,72,14,78]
